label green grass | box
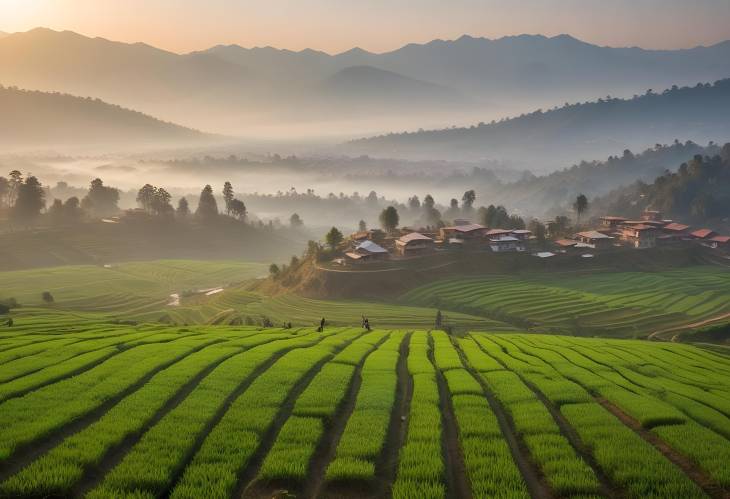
[1,325,730,498]
[401,266,730,337]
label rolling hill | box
[346,79,730,169]
[0,86,207,147]
[3,28,730,135]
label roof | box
[345,252,364,260]
[625,224,656,231]
[576,231,613,240]
[664,223,690,232]
[600,216,628,221]
[356,240,388,253]
[534,252,556,258]
[511,229,532,235]
[554,239,578,247]
[581,253,595,258]
[443,223,485,233]
[398,232,433,243]
[710,235,730,244]
[351,231,369,240]
[486,229,511,236]
[490,236,519,242]
[691,229,716,239]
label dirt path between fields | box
[648,312,730,341]
[235,332,365,499]
[429,334,472,499]
[455,337,552,499]
[596,397,730,499]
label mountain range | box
[3,28,730,136]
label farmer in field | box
[318,317,326,332]
[363,317,371,331]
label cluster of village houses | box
[340,211,730,265]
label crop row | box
[324,333,404,486]
[86,328,352,498]
[436,334,529,498]
[391,332,445,499]
[254,330,389,488]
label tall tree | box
[176,197,190,218]
[422,194,441,226]
[151,188,173,217]
[229,199,247,220]
[7,170,23,207]
[407,195,421,211]
[358,219,367,232]
[289,213,303,227]
[12,176,45,226]
[379,206,400,233]
[325,227,344,250]
[82,178,120,217]
[63,197,83,222]
[136,184,157,213]
[222,182,234,216]
[461,190,476,212]
[0,176,8,208]
[573,194,588,226]
[196,184,218,220]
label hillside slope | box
[0,86,206,147]
[347,79,730,169]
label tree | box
[151,188,173,217]
[7,170,23,207]
[136,184,156,213]
[461,190,476,212]
[63,197,83,222]
[407,195,421,211]
[229,199,247,220]
[325,227,344,250]
[12,176,45,226]
[176,197,190,218]
[196,185,218,220]
[222,182,234,216]
[422,194,441,226]
[573,194,588,226]
[82,178,120,217]
[379,206,399,233]
[41,291,54,304]
[444,198,460,221]
[358,220,367,232]
[435,310,443,329]
[289,213,303,227]
[268,263,280,278]
[0,176,9,208]
[48,199,64,225]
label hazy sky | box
[2,0,730,53]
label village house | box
[345,240,390,264]
[600,216,628,228]
[575,231,614,249]
[662,222,690,235]
[641,209,663,221]
[489,236,525,253]
[350,229,386,243]
[690,228,716,240]
[395,232,435,256]
[486,228,512,238]
[439,223,488,245]
[620,224,658,249]
[708,235,730,250]
[510,229,532,241]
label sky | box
[1,0,730,54]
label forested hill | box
[0,86,207,148]
[346,79,730,169]
[595,143,730,223]
[482,141,719,216]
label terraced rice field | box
[401,266,730,337]
[0,323,729,498]
[0,261,506,331]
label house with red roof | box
[690,228,716,240]
[620,224,658,249]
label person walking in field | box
[363,318,371,331]
[318,317,326,332]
